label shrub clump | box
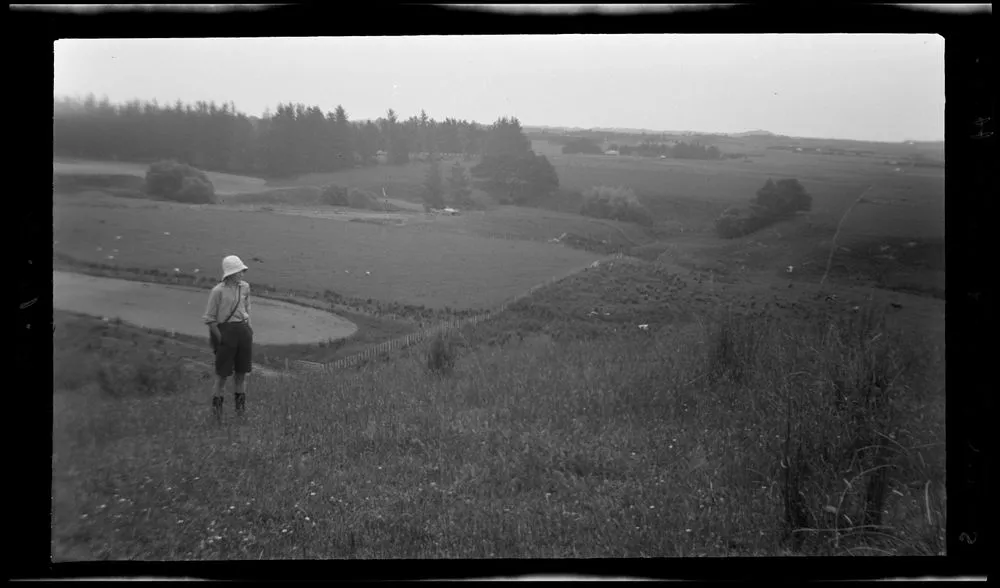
[714,204,773,239]
[145,160,217,204]
[320,184,349,206]
[580,186,654,227]
[320,184,383,211]
[426,330,458,376]
[715,178,812,239]
[349,188,382,211]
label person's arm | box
[203,287,222,340]
[244,284,252,330]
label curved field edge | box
[52,256,427,368]
[54,271,359,347]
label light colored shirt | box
[203,280,252,327]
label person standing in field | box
[203,255,254,424]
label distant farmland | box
[531,141,944,240]
[52,195,601,311]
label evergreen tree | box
[355,120,380,164]
[423,159,445,209]
[419,109,432,155]
[447,161,473,207]
[332,105,352,168]
[382,108,410,165]
[51,94,553,181]
[483,116,530,158]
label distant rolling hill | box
[728,130,778,138]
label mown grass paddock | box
[53,192,601,311]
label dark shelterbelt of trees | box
[561,137,604,155]
[617,140,721,160]
[53,95,493,178]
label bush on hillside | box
[755,178,812,217]
[714,204,772,239]
[421,185,446,210]
[579,186,654,227]
[714,178,812,239]
[319,184,383,211]
[320,184,350,207]
[145,160,217,204]
[471,152,559,206]
[348,187,382,211]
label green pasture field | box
[52,193,601,311]
[267,156,473,203]
[535,145,944,240]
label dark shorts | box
[214,322,253,377]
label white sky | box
[53,34,945,142]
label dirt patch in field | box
[54,271,357,345]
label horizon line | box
[52,93,943,146]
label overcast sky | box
[54,34,944,143]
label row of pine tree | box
[54,95,517,179]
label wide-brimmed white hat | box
[222,255,249,279]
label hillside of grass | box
[53,259,945,560]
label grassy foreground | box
[52,289,944,559]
